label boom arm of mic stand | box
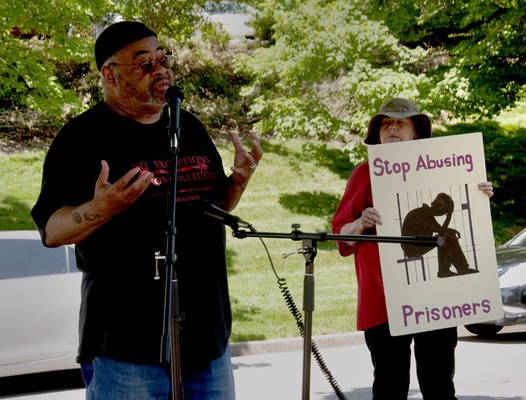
[232,229,444,247]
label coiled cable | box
[257,236,348,400]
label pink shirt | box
[331,162,388,330]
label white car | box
[201,1,257,41]
[0,231,81,377]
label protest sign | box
[368,133,503,335]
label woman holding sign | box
[332,98,493,400]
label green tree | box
[368,0,526,119]
[239,0,525,157]
[0,0,110,121]
[0,0,252,124]
[112,0,202,40]
[237,0,428,156]
[113,0,262,40]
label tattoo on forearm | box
[73,212,82,224]
[83,213,100,222]
[72,211,100,224]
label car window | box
[0,239,77,279]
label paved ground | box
[1,326,525,400]
[232,326,526,400]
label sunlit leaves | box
[374,0,526,119]
[0,0,108,119]
[237,0,428,150]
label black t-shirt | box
[31,102,231,367]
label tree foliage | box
[239,0,525,154]
[237,0,429,152]
[2,0,525,144]
[0,0,242,123]
[113,0,203,40]
[0,0,109,121]
[369,0,526,119]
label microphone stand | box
[230,223,443,400]
[160,88,184,400]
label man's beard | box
[120,79,167,110]
[145,85,167,108]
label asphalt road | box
[1,325,525,400]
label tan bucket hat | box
[365,98,432,144]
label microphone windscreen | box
[165,85,184,101]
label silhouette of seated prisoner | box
[401,192,478,278]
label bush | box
[165,37,260,141]
[1,37,259,147]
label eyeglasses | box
[109,54,175,74]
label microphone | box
[165,86,184,146]
[204,202,252,230]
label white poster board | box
[368,133,503,335]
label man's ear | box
[101,66,117,87]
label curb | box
[230,332,365,357]
[230,326,478,357]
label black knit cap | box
[95,21,157,71]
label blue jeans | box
[81,345,235,400]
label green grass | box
[494,101,526,129]
[0,139,357,343]
[218,139,357,341]
[0,149,47,230]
